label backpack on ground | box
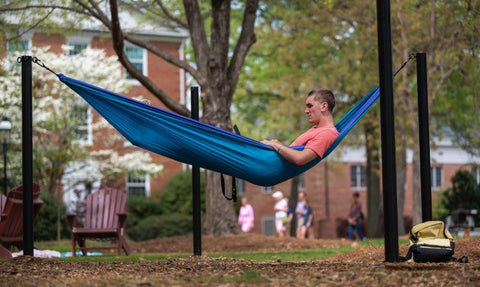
[399,220,468,263]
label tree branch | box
[5,8,56,42]
[227,0,259,97]
[122,34,206,86]
[109,0,189,116]
[154,0,188,29]
[0,5,88,15]
[183,0,209,77]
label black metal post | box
[2,139,6,195]
[21,56,34,256]
[376,0,399,262]
[416,52,432,222]
[191,86,202,256]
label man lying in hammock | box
[261,88,340,165]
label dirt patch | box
[1,236,478,286]
[130,233,352,253]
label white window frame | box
[351,165,367,189]
[431,166,444,189]
[262,186,274,194]
[262,216,275,236]
[473,166,480,185]
[297,173,305,191]
[126,172,150,197]
[6,38,31,55]
[72,105,93,146]
[66,40,90,56]
[124,44,148,84]
[237,179,245,196]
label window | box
[473,166,480,185]
[126,172,149,197]
[72,103,92,145]
[431,167,443,189]
[262,186,274,194]
[297,173,305,191]
[236,179,245,196]
[351,165,366,188]
[125,45,146,79]
[7,39,30,53]
[68,42,88,56]
[262,216,275,236]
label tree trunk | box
[201,51,239,235]
[412,124,423,225]
[395,131,407,235]
[289,175,299,237]
[203,170,240,235]
[365,121,383,238]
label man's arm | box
[261,139,318,165]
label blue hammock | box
[59,74,379,186]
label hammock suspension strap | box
[220,124,241,202]
[31,57,59,77]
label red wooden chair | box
[66,188,131,256]
[0,184,43,251]
[0,194,6,219]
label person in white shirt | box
[272,191,289,237]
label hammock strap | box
[393,53,416,77]
[31,57,59,77]
[221,124,241,202]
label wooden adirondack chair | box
[0,194,10,259]
[0,194,6,218]
[66,188,131,256]
[0,184,43,251]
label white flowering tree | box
[0,46,163,197]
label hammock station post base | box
[20,56,34,256]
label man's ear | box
[321,102,329,112]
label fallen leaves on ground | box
[0,236,478,286]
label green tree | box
[441,170,480,213]
[158,170,206,216]
[0,0,260,236]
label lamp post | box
[0,116,12,195]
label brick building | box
[1,25,188,208]
[3,26,479,239]
[242,137,480,238]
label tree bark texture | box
[289,175,299,237]
[365,121,383,238]
[395,130,407,235]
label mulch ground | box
[1,235,479,286]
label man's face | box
[305,96,327,124]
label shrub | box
[127,213,192,241]
[34,192,71,241]
[441,170,480,213]
[126,195,163,227]
[158,171,206,216]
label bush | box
[158,171,206,216]
[126,195,163,227]
[127,213,192,241]
[441,170,480,214]
[34,192,71,241]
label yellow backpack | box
[400,221,468,263]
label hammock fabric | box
[59,74,379,186]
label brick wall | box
[2,31,185,195]
[243,160,477,239]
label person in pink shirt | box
[262,88,339,164]
[238,197,255,233]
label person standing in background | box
[272,191,289,237]
[238,197,254,233]
[347,192,365,240]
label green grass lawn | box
[34,238,409,263]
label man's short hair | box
[353,192,360,198]
[308,88,335,113]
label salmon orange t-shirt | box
[289,126,339,158]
